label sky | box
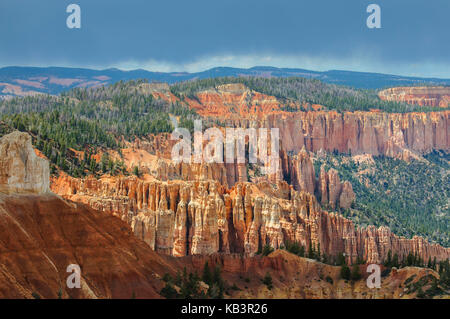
[0,0,449,78]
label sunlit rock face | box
[0,131,50,194]
[53,173,450,265]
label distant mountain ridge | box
[1,65,449,98]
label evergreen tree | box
[336,252,346,266]
[351,264,362,281]
[262,272,273,290]
[384,250,392,267]
[316,243,321,261]
[202,262,212,285]
[427,257,432,269]
[392,253,399,268]
[261,244,274,256]
[322,253,328,264]
[132,165,141,177]
[307,240,315,259]
[406,252,414,266]
[340,264,351,281]
[210,266,224,299]
[160,282,178,299]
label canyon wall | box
[129,111,450,188]
[52,174,450,265]
[168,84,449,158]
[221,111,449,158]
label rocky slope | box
[184,250,447,299]
[379,86,450,108]
[0,193,181,298]
[0,192,444,299]
[0,132,181,298]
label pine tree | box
[406,252,414,266]
[340,264,351,280]
[100,153,109,173]
[322,253,328,264]
[384,250,392,267]
[261,244,274,256]
[351,264,362,281]
[202,262,212,285]
[427,257,432,269]
[211,266,224,299]
[307,240,315,259]
[160,282,178,299]
[336,252,346,266]
[392,253,399,268]
[262,272,273,290]
[133,165,141,177]
[299,245,305,257]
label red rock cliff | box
[223,111,449,157]
[52,174,450,265]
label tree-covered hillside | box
[171,77,447,113]
[0,80,197,177]
[313,151,450,246]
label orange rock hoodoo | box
[52,173,449,265]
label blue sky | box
[0,0,449,78]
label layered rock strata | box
[52,174,450,265]
[223,111,449,157]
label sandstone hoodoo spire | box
[0,131,50,194]
[53,174,450,265]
